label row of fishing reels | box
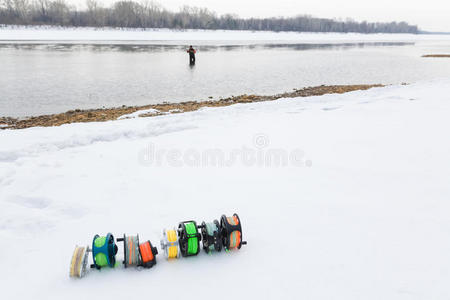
[70,213,246,278]
[69,233,158,278]
[161,213,247,259]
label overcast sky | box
[74,0,450,32]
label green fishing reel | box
[177,221,201,257]
[199,220,222,253]
[91,233,118,269]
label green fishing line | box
[185,222,198,255]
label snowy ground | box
[1,79,450,299]
[1,25,450,43]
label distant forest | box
[0,0,419,33]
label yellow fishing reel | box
[160,228,180,259]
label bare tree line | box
[0,0,419,33]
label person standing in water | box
[187,45,196,64]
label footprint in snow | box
[57,206,87,219]
[322,106,342,111]
[7,195,52,209]
[286,108,306,114]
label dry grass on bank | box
[0,84,383,130]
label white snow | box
[1,79,450,299]
[117,108,160,120]
[168,108,183,113]
[1,25,450,43]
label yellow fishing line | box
[167,229,178,258]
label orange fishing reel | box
[220,213,247,251]
[139,240,158,268]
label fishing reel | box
[91,233,118,269]
[199,220,222,253]
[117,234,141,268]
[69,245,91,278]
[160,228,180,259]
[139,240,158,268]
[220,214,247,251]
[117,234,158,268]
[177,221,201,257]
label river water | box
[1,40,450,117]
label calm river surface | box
[1,40,450,117]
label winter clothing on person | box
[187,46,196,63]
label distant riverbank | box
[422,54,450,57]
